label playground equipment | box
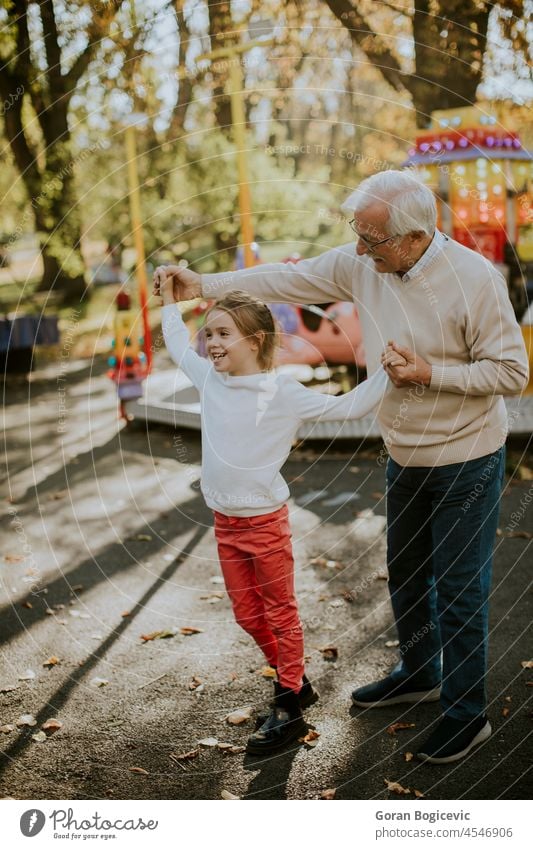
[403,105,533,318]
[107,289,149,417]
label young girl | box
[155,269,396,755]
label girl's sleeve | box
[290,368,388,422]
[161,304,210,388]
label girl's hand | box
[153,266,176,305]
[381,340,432,387]
[153,264,202,303]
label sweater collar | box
[400,229,448,282]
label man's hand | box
[381,340,432,388]
[153,264,202,303]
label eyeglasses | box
[347,219,398,251]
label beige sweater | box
[202,238,529,467]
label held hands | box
[381,340,432,388]
[153,264,202,305]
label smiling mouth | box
[211,352,227,363]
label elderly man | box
[155,170,528,764]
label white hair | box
[340,169,437,236]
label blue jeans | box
[386,446,505,721]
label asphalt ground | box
[1,354,532,801]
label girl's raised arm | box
[161,304,210,388]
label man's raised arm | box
[155,244,357,305]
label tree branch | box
[323,0,407,93]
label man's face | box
[352,203,425,275]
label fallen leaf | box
[259,666,277,679]
[50,490,67,500]
[375,573,388,581]
[3,553,26,563]
[17,714,37,727]
[371,491,384,499]
[45,608,56,616]
[320,788,336,799]
[413,789,425,798]
[0,684,18,693]
[21,601,33,609]
[342,590,356,603]
[121,611,131,618]
[140,629,176,642]
[299,729,320,747]
[188,676,203,691]
[318,646,338,661]
[217,742,234,751]
[329,599,344,608]
[0,725,15,734]
[41,719,62,734]
[198,737,219,747]
[521,660,533,669]
[517,465,533,480]
[170,749,199,762]
[135,534,152,541]
[505,530,533,539]
[495,527,503,536]
[384,639,400,648]
[18,669,36,681]
[502,707,510,718]
[404,752,414,762]
[31,731,47,743]
[504,695,512,702]
[43,656,59,668]
[129,767,149,775]
[225,707,252,725]
[526,681,533,687]
[384,778,411,795]
[221,790,240,800]
[180,627,203,636]
[221,745,245,755]
[90,677,109,688]
[386,722,416,736]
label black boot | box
[246,682,308,755]
[254,674,319,729]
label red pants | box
[214,504,304,692]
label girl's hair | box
[206,290,279,370]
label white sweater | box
[202,237,529,467]
[162,304,387,516]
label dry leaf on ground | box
[386,722,416,735]
[0,725,15,733]
[41,718,63,734]
[318,646,338,661]
[225,707,252,725]
[320,788,336,799]
[18,669,36,681]
[31,731,47,743]
[90,677,109,688]
[4,553,26,563]
[140,630,176,642]
[384,778,411,795]
[188,676,203,691]
[170,749,199,762]
[385,640,400,648]
[505,530,533,539]
[198,737,219,747]
[221,790,240,800]
[43,657,59,668]
[502,707,510,717]
[404,752,414,762]
[17,714,37,727]
[135,534,152,541]
[259,666,277,678]
[180,627,203,636]
[129,767,149,775]
[413,789,425,798]
[299,729,320,747]
[521,660,533,669]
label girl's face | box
[204,309,261,375]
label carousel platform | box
[124,365,533,440]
